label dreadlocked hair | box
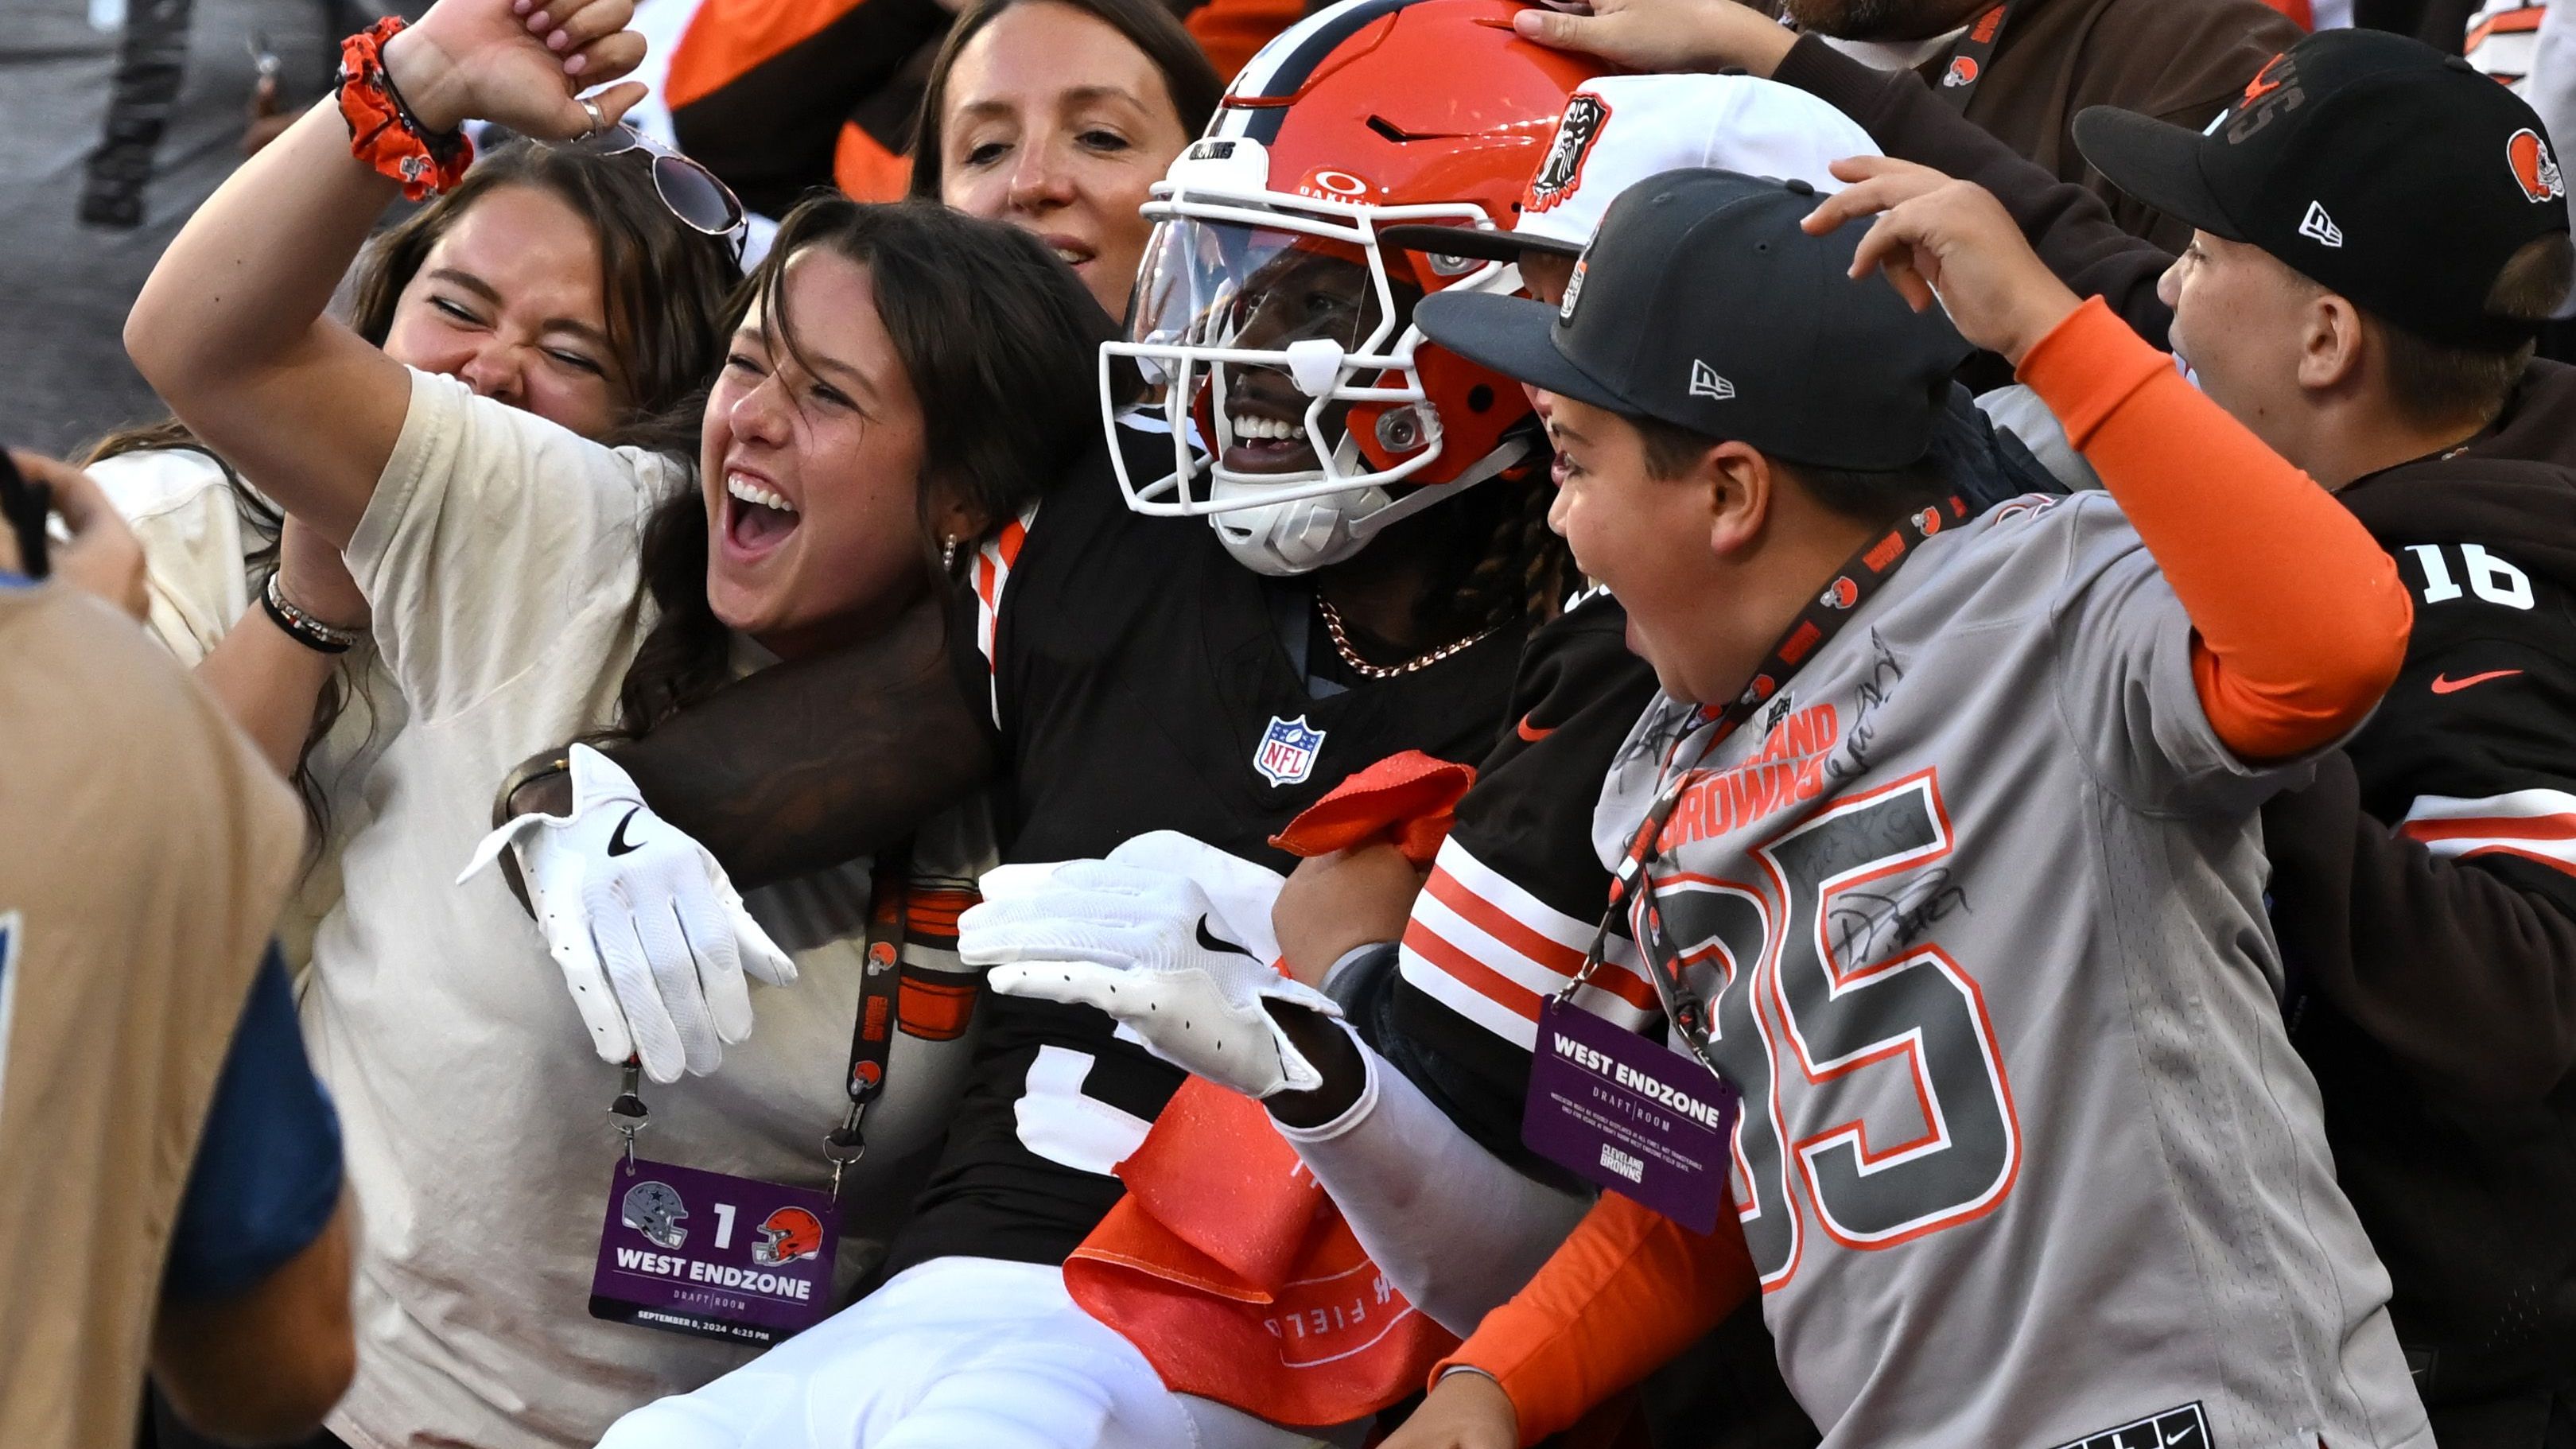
[1422,455,1579,637]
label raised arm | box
[1820,175,2410,763]
[1508,0,2177,344]
[123,0,648,546]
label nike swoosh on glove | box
[965,845,1341,1098]
[460,744,796,1083]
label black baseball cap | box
[1415,169,1969,471]
[2075,28,2571,349]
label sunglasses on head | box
[564,125,747,243]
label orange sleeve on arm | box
[2015,297,2413,762]
[1432,1193,1758,1447]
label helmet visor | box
[1128,216,1419,483]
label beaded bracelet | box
[262,572,363,655]
[337,17,472,200]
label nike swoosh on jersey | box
[607,806,646,857]
[1516,713,1555,743]
[2430,668,2524,694]
[1194,915,1256,959]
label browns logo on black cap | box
[2074,28,2571,350]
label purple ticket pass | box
[1521,998,1739,1233]
[590,1159,839,1346]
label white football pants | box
[596,1256,1350,1449]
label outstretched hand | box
[1801,155,2081,366]
[384,0,649,139]
[1511,0,1794,77]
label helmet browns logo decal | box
[1912,507,1945,537]
[752,1206,826,1267]
[1525,92,1612,214]
[1821,577,1859,610]
[1943,56,1979,88]
[2509,128,2565,202]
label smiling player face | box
[1206,239,1420,477]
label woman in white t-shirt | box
[123,0,1117,1439]
[87,138,741,970]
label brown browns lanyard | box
[824,853,909,1199]
[1567,495,1969,1064]
[1934,2,2013,112]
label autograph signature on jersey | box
[1827,867,1972,966]
[1822,629,1906,790]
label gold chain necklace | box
[1314,593,1499,680]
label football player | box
[553,3,1604,1445]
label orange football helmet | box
[752,1206,826,1267]
[1105,0,1607,575]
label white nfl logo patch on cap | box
[1689,359,1736,401]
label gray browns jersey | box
[1593,492,2430,1449]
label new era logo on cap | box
[1688,359,1735,401]
[2299,200,2345,247]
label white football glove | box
[460,744,795,1083]
[966,832,1341,1099]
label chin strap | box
[1216,435,1536,577]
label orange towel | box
[1065,755,1479,1426]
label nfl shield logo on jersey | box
[1254,715,1327,787]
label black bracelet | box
[376,62,469,165]
[261,572,361,655]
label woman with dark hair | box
[88,137,742,969]
[122,1,1113,1439]
[911,0,1223,318]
